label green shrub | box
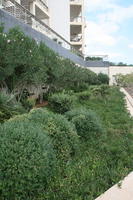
[0,120,56,200]
[65,108,104,140]
[77,90,91,101]
[98,73,109,84]
[28,108,79,161]
[90,85,110,98]
[49,93,75,114]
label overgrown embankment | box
[0,26,133,200]
[0,25,108,121]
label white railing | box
[70,16,82,23]
[70,0,83,4]
[36,0,48,12]
[85,55,109,62]
[71,34,82,42]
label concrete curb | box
[95,88,133,200]
[95,172,133,200]
[120,88,133,116]
[120,88,133,108]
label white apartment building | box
[0,0,85,53]
[70,0,85,53]
[49,0,70,42]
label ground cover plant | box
[43,87,133,200]
[1,87,133,200]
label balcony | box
[36,0,48,13]
[71,34,82,43]
[70,0,83,5]
[70,16,82,23]
[22,0,49,15]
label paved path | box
[95,88,133,200]
[120,88,133,117]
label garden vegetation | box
[0,25,133,200]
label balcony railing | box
[36,0,48,13]
[85,55,109,62]
[70,16,82,23]
[71,34,82,42]
[70,0,82,4]
[0,0,84,58]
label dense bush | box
[28,108,79,161]
[90,85,110,98]
[49,92,75,114]
[98,73,109,84]
[0,120,56,200]
[65,108,104,139]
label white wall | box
[88,67,109,75]
[109,66,133,85]
[48,0,70,42]
[88,66,133,85]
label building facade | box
[70,0,85,53]
[49,0,70,42]
[0,0,85,53]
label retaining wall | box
[109,66,133,85]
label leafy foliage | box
[0,120,56,200]
[90,85,110,98]
[0,27,47,91]
[76,90,91,101]
[65,108,104,139]
[45,87,133,200]
[1,25,133,200]
[98,73,109,84]
[49,92,75,114]
[0,26,103,106]
[28,109,79,161]
[0,91,25,122]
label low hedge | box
[0,120,56,200]
[65,108,104,140]
[48,93,75,114]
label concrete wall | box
[88,67,109,75]
[109,66,133,85]
[48,0,70,42]
[85,65,133,85]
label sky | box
[84,0,133,64]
